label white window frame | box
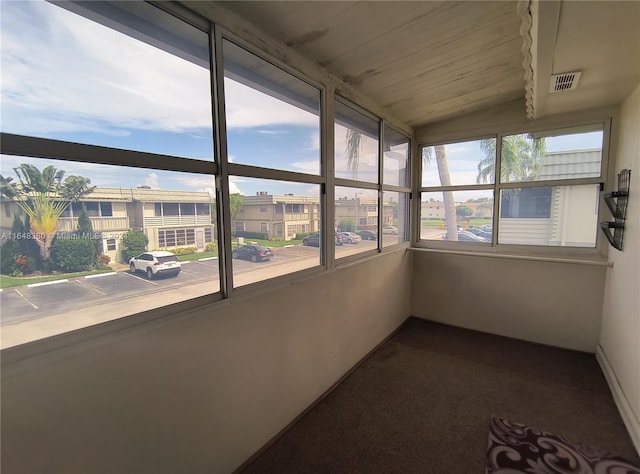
[416,121,611,259]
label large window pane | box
[223,40,321,175]
[420,190,494,242]
[382,191,409,247]
[0,155,219,346]
[383,126,410,187]
[230,177,321,287]
[0,1,214,160]
[335,186,378,258]
[498,185,599,247]
[335,101,379,183]
[500,128,603,183]
[422,138,496,187]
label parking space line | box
[75,279,107,296]
[27,279,68,288]
[190,260,218,266]
[14,289,39,309]
[198,257,218,261]
[85,272,117,279]
[123,272,159,285]
[180,269,199,276]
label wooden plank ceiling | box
[214,1,525,128]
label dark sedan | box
[356,230,378,240]
[232,244,274,262]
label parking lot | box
[1,239,384,346]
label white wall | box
[1,250,412,474]
[599,83,640,451]
[411,252,607,352]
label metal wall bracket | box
[600,169,631,251]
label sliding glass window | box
[0,1,218,347]
[222,39,323,287]
[382,125,410,247]
[419,125,605,250]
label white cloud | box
[307,131,320,151]
[224,79,319,129]
[173,175,215,189]
[1,1,212,137]
[257,130,290,136]
[142,173,160,189]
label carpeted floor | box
[240,317,639,473]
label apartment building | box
[1,186,215,262]
[1,1,638,473]
[235,192,320,240]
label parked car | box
[302,233,320,247]
[466,227,492,240]
[302,233,345,247]
[442,231,486,242]
[383,226,398,235]
[232,244,274,262]
[339,232,362,244]
[129,251,181,279]
[356,230,377,241]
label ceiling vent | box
[549,71,582,93]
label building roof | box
[84,187,212,203]
[539,149,601,180]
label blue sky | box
[0,1,604,202]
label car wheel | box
[130,262,136,273]
[146,268,154,280]
[251,255,257,262]
[232,251,239,259]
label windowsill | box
[409,245,610,266]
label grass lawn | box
[177,251,218,262]
[233,239,303,248]
[0,269,114,289]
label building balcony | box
[143,215,213,227]
[58,216,130,232]
[274,213,311,221]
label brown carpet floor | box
[240,317,639,473]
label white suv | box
[129,251,181,279]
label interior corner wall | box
[410,252,606,352]
[599,82,640,450]
[1,250,412,474]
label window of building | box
[420,125,605,250]
[105,239,117,251]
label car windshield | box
[158,256,179,263]
[253,246,270,251]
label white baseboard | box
[596,344,640,455]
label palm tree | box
[423,146,458,240]
[0,164,94,272]
[345,128,365,180]
[477,134,546,184]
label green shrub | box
[170,247,197,256]
[51,238,95,272]
[205,242,218,252]
[1,240,21,275]
[294,232,313,240]
[122,249,141,264]
[121,231,148,263]
[121,231,148,250]
[235,231,268,240]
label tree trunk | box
[434,145,458,240]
